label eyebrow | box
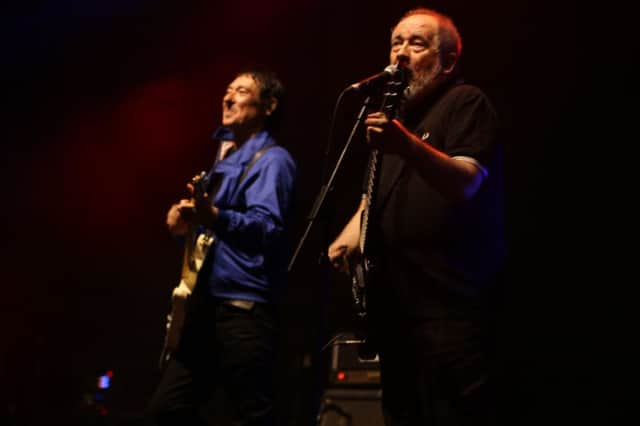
[392,33,428,41]
[227,84,252,91]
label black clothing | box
[148,294,277,426]
[370,80,505,318]
[366,79,506,425]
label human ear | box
[265,97,278,116]
[442,52,458,75]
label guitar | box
[159,171,214,368]
[350,66,408,357]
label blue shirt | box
[205,130,296,304]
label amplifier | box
[328,332,380,387]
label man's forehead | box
[392,14,438,36]
[229,74,258,89]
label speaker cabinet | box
[317,388,384,426]
[329,332,380,387]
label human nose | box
[223,94,235,110]
[391,42,410,64]
[396,42,410,60]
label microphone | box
[348,64,401,91]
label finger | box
[178,204,196,216]
[177,199,192,208]
[365,114,388,125]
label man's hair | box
[235,65,286,133]
[397,8,462,62]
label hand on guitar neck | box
[166,173,217,236]
[363,67,409,155]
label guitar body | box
[350,67,408,358]
[160,172,213,368]
[349,250,378,360]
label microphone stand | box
[288,94,371,273]
[287,94,371,425]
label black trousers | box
[373,315,499,426]
[147,296,277,426]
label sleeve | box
[213,148,296,254]
[444,86,499,168]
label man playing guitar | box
[148,66,297,426]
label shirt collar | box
[211,126,234,141]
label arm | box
[201,150,296,254]
[366,114,484,202]
[327,196,368,273]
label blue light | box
[98,375,110,389]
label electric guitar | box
[159,171,214,368]
[350,67,408,356]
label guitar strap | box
[239,143,275,183]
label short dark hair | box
[235,65,286,133]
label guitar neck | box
[358,70,407,257]
[180,170,208,282]
[359,148,381,255]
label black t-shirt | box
[366,80,506,319]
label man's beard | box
[404,61,443,104]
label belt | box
[222,299,255,311]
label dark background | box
[1,1,634,425]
